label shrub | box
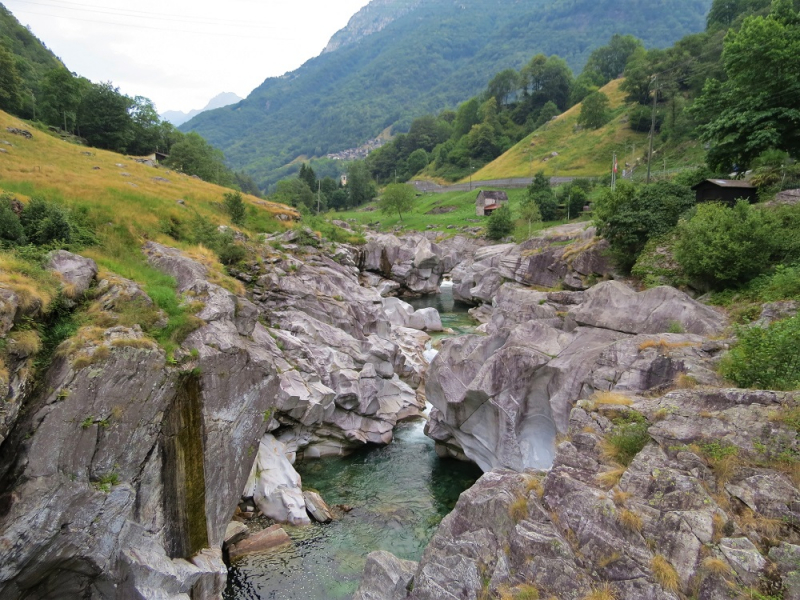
[487,204,514,240]
[217,242,246,266]
[20,198,73,246]
[628,104,662,133]
[223,191,246,226]
[595,180,694,272]
[674,201,773,289]
[0,197,25,246]
[651,555,679,592]
[602,412,650,466]
[720,316,800,390]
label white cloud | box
[5,0,370,112]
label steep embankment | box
[183,0,712,188]
[467,79,705,181]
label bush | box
[223,191,246,226]
[674,201,773,289]
[628,104,662,133]
[531,190,559,221]
[0,198,25,246]
[720,316,800,390]
[20,198,73,246]
[596,180,695,272]
[487,204,514,240]
[604,412,650,466]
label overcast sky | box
[4,0,371,113]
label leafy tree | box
[223,191,246,226]
[674,200,773,288]
[127,96,161,156]
[39,68,83,129]
[346,161,377,207]
[518,193,542,238]
[378,183,415,221]
[577,91,610,129]
[596,180,695,271]
[164,132,231,185]
[234,172,262,197]
[76,82,133,152]
[528,173,558,221]
[530,101,560,130]
[487,68,519,107]
[486,204,514,240]
[452,98,481,138]
[406,148,429,176]
[0,44,23,113]
[693,1,800,171]
[582,34,644,84]
[273,178,315,211]
[564,186,587,219]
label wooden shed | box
[475,190,509,216]
[691,179,758,205]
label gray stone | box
[304,490,334,524]
[46,250,98,298]
[228,526,291,559]
[353,551,417,600]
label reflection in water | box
[225,420,482,600]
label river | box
[225,287,481,600]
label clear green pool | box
[224,289,481,600]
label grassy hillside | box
[185,0,711,189]
[333,187,582,240]
[467,79,706,182]
[0,110,294,355]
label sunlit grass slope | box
[467,80,655,181]
[0,110,296,354]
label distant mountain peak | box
[323,0,424,54]
[161,92,243,126]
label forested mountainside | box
[0,3,64,118]
[183,0,712,189]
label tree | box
[582,34,644,83]
[272,178,315,211]
[223,191,246,226]
[127,96,161,155]
[577,91,610,129]
[378,183,415,221]
[298,163,317,192]
[39,67,82,129]
[0,44,23,114]
[518,194,542,238]
[346,161,377,207]
[486,204,513,240]
[76,82,134,152]
[527,172,558,221]
[693,2,800,171]
[596,180,695,271]
[674,200,773,288]
[405,148,429,176]
[164,132,231,185]
[487,69,519,106]
[0,197,25,246]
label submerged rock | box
[228,525,291,560]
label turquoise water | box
[225,290,481,600]
[225,419,482,600]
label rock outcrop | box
[452,223,613,304]
[426,281,727,471]
[0,232,438,598]
[357,388,800,600]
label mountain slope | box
[184,0,711,188]
[0,2,64,110]
[161,92,243,127]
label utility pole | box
[646,75,658,184]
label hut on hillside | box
[475,190,509,216]
[691,179,757,205]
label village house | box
[475,190,509,216]
[691,179,758,205]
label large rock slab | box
[568,281,727,335]
[353,551,417,600]
[46,250,98,298]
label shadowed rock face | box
[355,388,800,600]
[0,236,439,598]
[425,281,727,472]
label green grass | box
[467,79,706,182]
[333,187,580,237]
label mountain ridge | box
[160,91,243,127]
[184,0,712,189]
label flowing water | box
[225,287,482,600]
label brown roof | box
[691,179,755,190]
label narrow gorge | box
[0,221,797,600]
